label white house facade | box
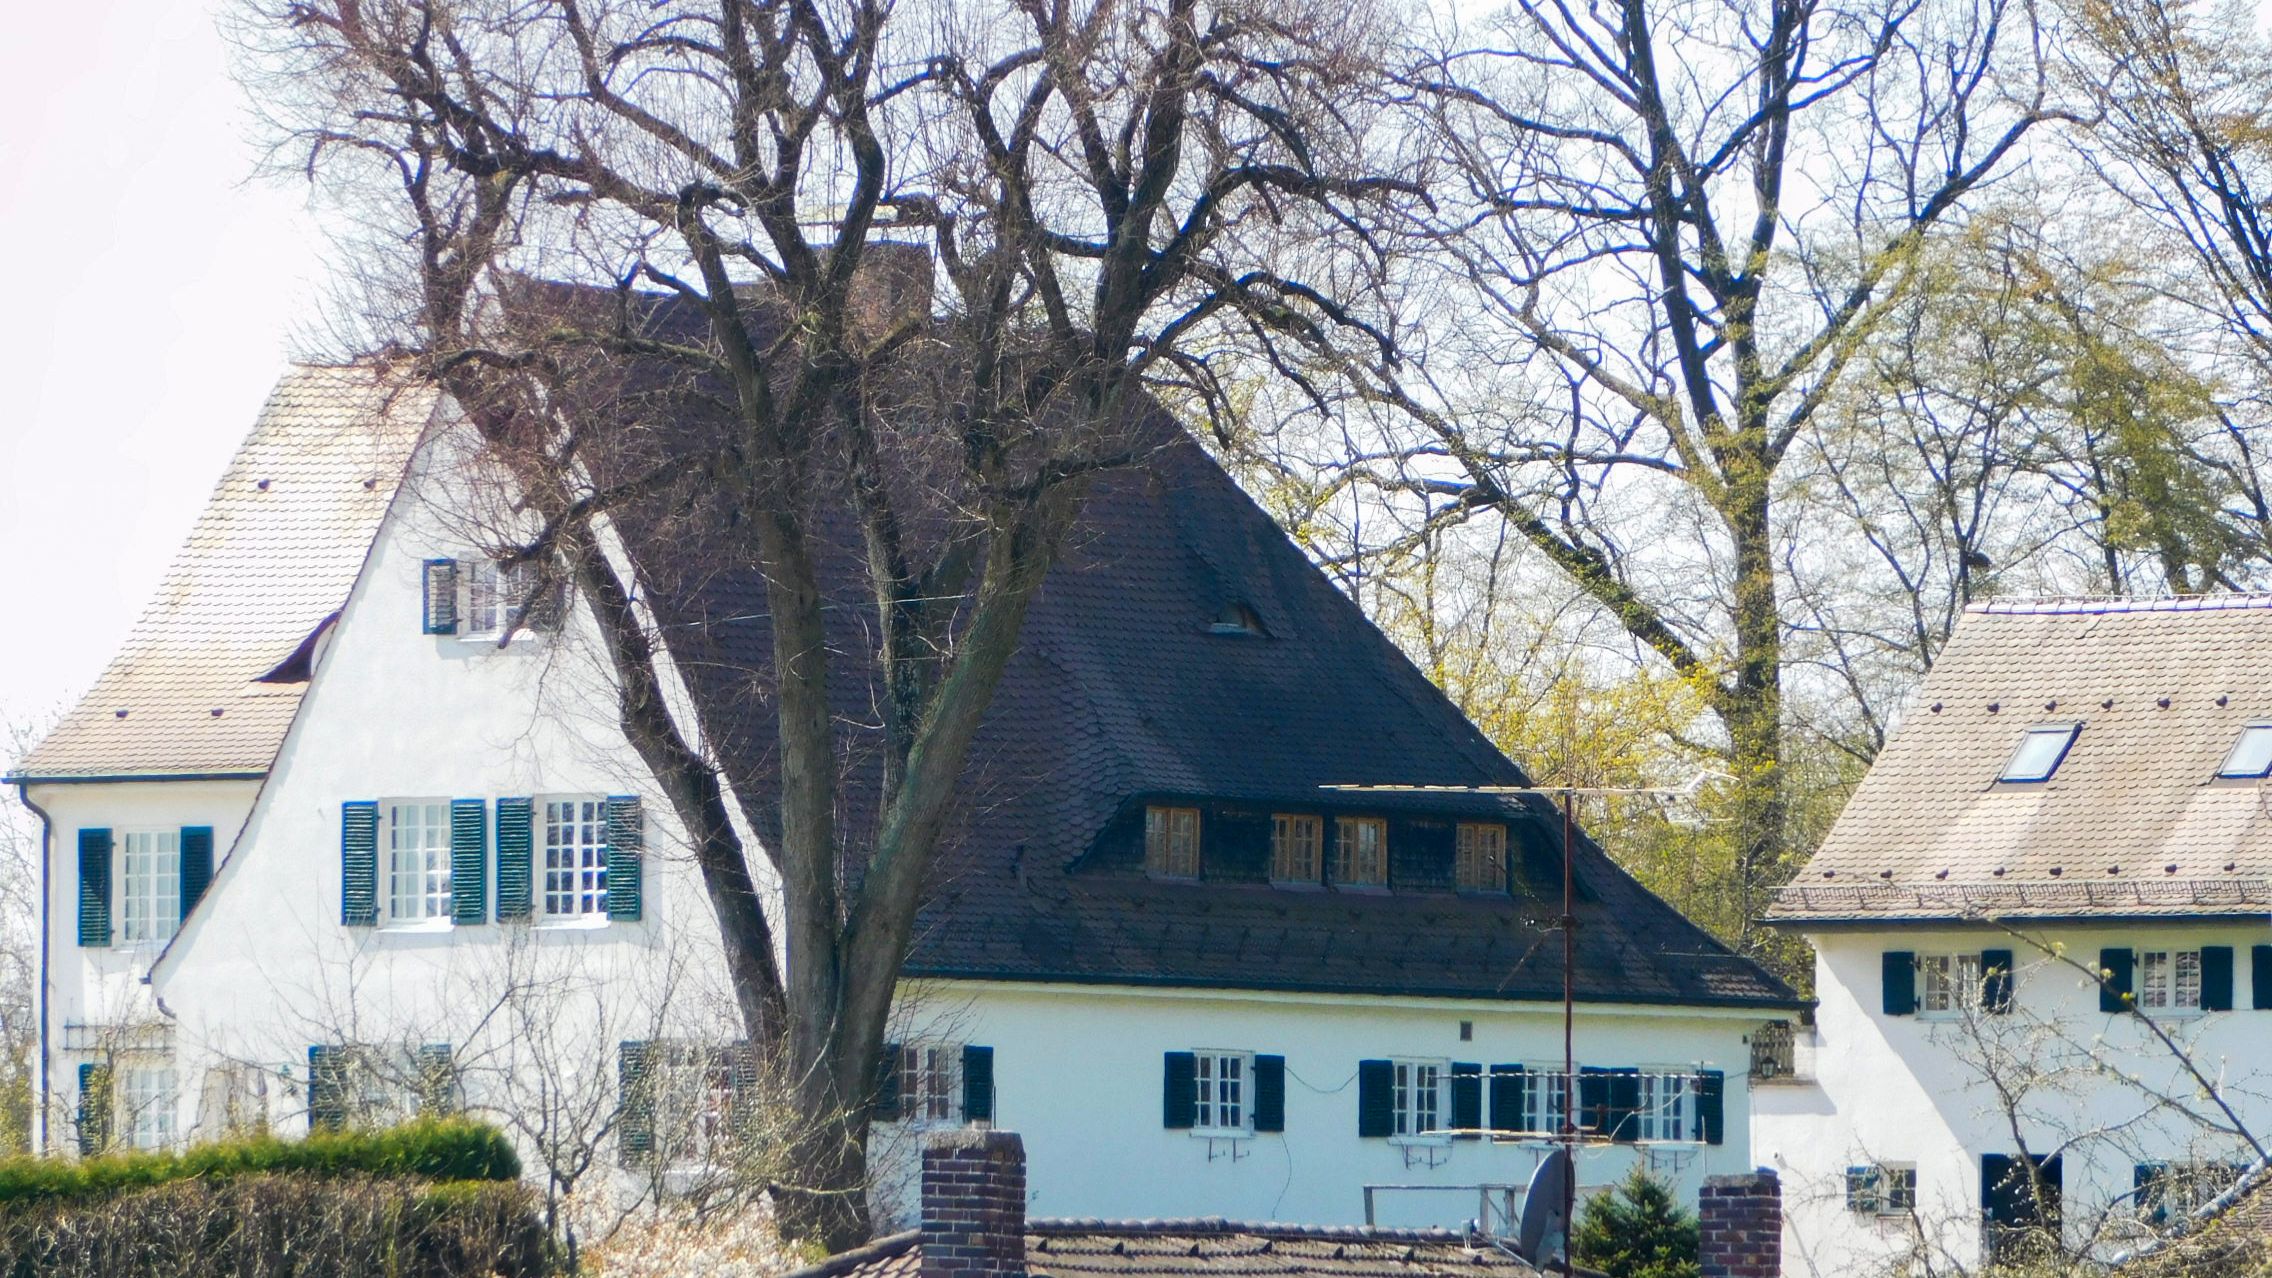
[1755,597,2272,1277]
[12,359,1801,1232]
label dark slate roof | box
[786,1220,1551,1278]
[591,290,1796,1011]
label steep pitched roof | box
[788,1219,1548,1278]
[12,366,432,782]
[1771,596,2272,925]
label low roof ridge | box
[1968,593,2272,616]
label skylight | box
[1999,724,2080,783]
[2219,724,2272,779]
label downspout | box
[13,782,51,1156]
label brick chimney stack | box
[919,1130,1027,1278]
[1699,1170,1782,1278]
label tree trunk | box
[1717,459,1785,955]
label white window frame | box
[1455,823,1508,893]
[1145,806,1201,879]
[1846,1163,1918,1217]
[115,828,181,945]
[895,1042,963,1127]
[382,798,453,927]
[1918,953,1984,1018]
[1518,1066,1572,1140]
[653,1042,739,1171]
[119,1057,179,1152]
[1335,817,1389,888]
[1270,814,1322,884]
[1390,1058,1447,1143]
[1632,1069,1697,1144]
[2219,725,2272,779]
[2136,1159,2244,1222]
[1999,723,2079,783]
[2138,949,2204,1013]
[539,794,609,923]
[459,558,544,642]
[1191,1050,1254,1137]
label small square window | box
[2000,724,2079,783]
[1455,823,1508,892]
[1145,807,1201,878]
[1335,817,1388,887]
[2220,725,2272,779]
[1271,814,1322,883]
[1847,1164,1918,1216]
[895,1043,963,1126]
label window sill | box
[1389,1134,1453,1148]
[1269,879,1326,891]
[1190,1128,1254,1140]
[1333,884,1391,895]
[533,915,611,931]
[379,919,454,935]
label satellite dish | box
[1516,1148,1572,1266]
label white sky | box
[0,1,326,732]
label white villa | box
[10,354,1798,1229]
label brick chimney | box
[1699,1170,1781,1278]
[920,1129,1026,1278]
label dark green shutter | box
[605,795,643,922]
[875,1042,903,1122]
[1488,1064,1526,1134]
[2254,946,2272,1010]
[340,802,378,926]
[617,1041,653,1165]
[961,1045,995,1124]
[422,559,458,634]
[495,798,533,921]
[726,1042,761,1142]
[1162,1051,1198,1129]
[179,826,214,919]
[449,800,487,926]
[2100,948,2136,1012]
[415,1043,455,1115]
[2136,1163,2166,1225]
[1356,1059,1394,1137]
[77,1062,113,1155]
[1697,1069,1726,1144]
[1449,1062,1483,1139]
[1882,951,1917,1016]
[1578,1067,1612,1135]
[1253,1055,1286,1133]
[2202,946,2235,1011]
[77,829,112,948]
[307,1045,346,1132]
[1982,949,2015,1014]
[1607,1068,1642,1142]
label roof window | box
[2218,724,2272,779]
[1209,603,1268,637]
[1999,723,2079,783]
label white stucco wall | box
[1756,922,2272,1277]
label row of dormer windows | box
[1142,804,1512,893]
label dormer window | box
[1998,724,2079,783]
[1270,814,1322,883]
[1209,603,1268,637]
[1334,817,1387,887]
[1144,806,1201,879]
[1455,823,1508,893]
[2218,724,2272,779]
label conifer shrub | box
[1571,1167,1702,1278]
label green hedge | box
[0,1119,519,1205]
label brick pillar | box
[1699,1170,1781,1278]
[920,1130,1026,1278]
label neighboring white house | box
[11,357,1800,1230]
[1755,596,2272,1276]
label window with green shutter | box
[422,560,459,635]
[340,803,379,926]
[449,800,487,926]
[961,1045,995,1124]
[77,829,113,948]
[495,798,534,921]
[605,795,643,922]
[616,1041,654,1166]
[307,1045,348,1132]
[77,1062,113,1155]
[179,826,214,920]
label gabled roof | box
[12,366,432,783]
[1772,596,2272,925]
[787,1219,1548,1278]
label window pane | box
[387,801,451,922]
[544,798,608,917]
[2223,726,2272,779]
[2001,725,2078,782]
[118,831,181,943]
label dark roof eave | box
[900,963,1808,1012]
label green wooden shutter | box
[494,798,533,921]
[307,1045,346,1132]
[77,829,112,948]
[178,826,214,920]
[1697,1069,1726,1145]
[2202,946,2235,1011]
[415,1043,456,1115]
[1578,1067,1612,1135]
[875,1042,903,1122]
[1161,1052,1198,1129]
[961,1045,995,1124]
[605,795,643,922]
[1356,1059,1394,1137]
[2100,948,2136,1012]
[1607,1068,1642,1142]
[616,1041,653,1166]
[422,559,459,634]
[1449,1062,1483,1139]
[77,1062,113,1155]
[726,1042,761,1143]
[340,802,379,926]
[1252,1055,1286,1133]
[449,800,487,926]
[1488,1064,1525,1134]
[1981,949,2015,1014]
[2254,946,2272,1010]
[1882,951,1917,1016]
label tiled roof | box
[12,366,432,782]
[1772,596,2272,924]
[786,1220,1547,1278]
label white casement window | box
[116,830,181,944]
[120,1061,179,1151]
[197,1063,269,1139]
[542,796,609,920]
[1270,814,1322,883]
[384,799,452,924]
[1144,806,1201,878]
[1632,1071,1696,1143]
[461,558,539,639]
[1521,1068,1572,1138]
[1918,953,1983,1017]
[1193,1051,1252,1135]
[2139,950,2204,1012]
[1846,1164,1918,1216]
[1455,823,1508,892]
[1391,1059,1444,1138]
[897,1043,962,1125]
[2137,1160,2244,1222]
[1336,817,1388,887]
[655,1043,738,1168]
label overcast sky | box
[0,1,326,731]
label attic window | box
[1209,603,1268,637]
[2218,724,2272,779]
[1999,724,2079,784]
